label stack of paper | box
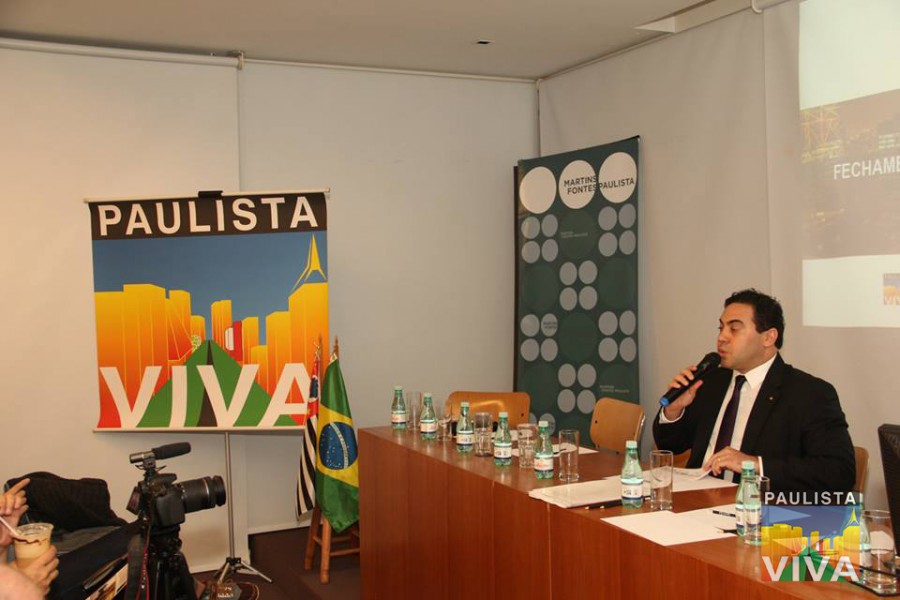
[528,479,621,508]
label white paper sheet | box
[528,479,622,508]
[678,503,738,531]
[602,510,736,545]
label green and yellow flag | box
[315,356,359,532]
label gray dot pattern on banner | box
[519,159,637,429]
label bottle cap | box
[499,411,508,418]
[394,385,402,391]
[538,420,548,427]
[461,401,470,408]
[741,460,756,471]
[626,440,638,449]
[424,392,432,399]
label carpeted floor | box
[197,527,360,600]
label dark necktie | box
[714,375,746,454]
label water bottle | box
[456,402,474,453]
[534,421,554,479]
[620,440,643,508]
[742,461,762,545]
[493,412,512,467]
[735,461,755,537]
[419,393,437,441]
[391,385,407,430]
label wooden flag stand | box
[303,337,360,584]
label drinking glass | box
[558,429,580,482]
[649,450,673,510]
[861,510,897,593]
[435,402,451,441]
[517,423,538,469]
[405,391,422,431]
[474,412,493,456]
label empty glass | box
[474,412,493,456]
[405,391,422,431]
[517,423,538,469]
[435,402,451,441]
[649,450,673,511]
[861,510,896,593]
[558,429,580,482]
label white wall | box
[0,44,244,571]
[237,62,539,528]
[539,10,771,455]
[0,42,539,562]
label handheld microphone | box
[659,352,721,407]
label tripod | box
[213,432,273,584]
[124,523,197,600]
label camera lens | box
[177,475,226,514]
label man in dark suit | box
[653,289,855,492]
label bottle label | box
[391,411,407,424]
[621,483,642,499]
[420,420,436,433]
[494,445,512,459]
[457,432,474,446]
[534,456,553,471]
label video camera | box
[126,442,226,527]
[124,442,226,600]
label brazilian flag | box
[315,357,359,532]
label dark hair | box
[724,289,785,349]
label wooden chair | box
[672,450,691,468]
[854,445,869,494]
[303,505,360,583]
[589,397,645,454]
[445,391,530,427]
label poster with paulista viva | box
[87,190,329,431]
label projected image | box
[799,0,900,327]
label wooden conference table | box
[359,426,871,599]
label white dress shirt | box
[660,354,776,482]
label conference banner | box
[88,190,329,431]
[515,137,639,440]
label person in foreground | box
[653,289,855,492]
[1,478,60,595]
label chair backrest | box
[590,397,645,454]
[853,445,869,494]
[878,424,900,545]
[445,391,531,428]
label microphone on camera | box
[659,352,721,407]
[129,442,192,464]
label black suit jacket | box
[652,354,855,492]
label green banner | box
[515,137,640,441]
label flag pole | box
[333,336,340,359]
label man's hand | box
[0,478,29,548]
[703,447,759,476]
[20,545,59,596]
[662,366,704,421]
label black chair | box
[878,423,900,547]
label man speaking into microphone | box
[653,289,855,492]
